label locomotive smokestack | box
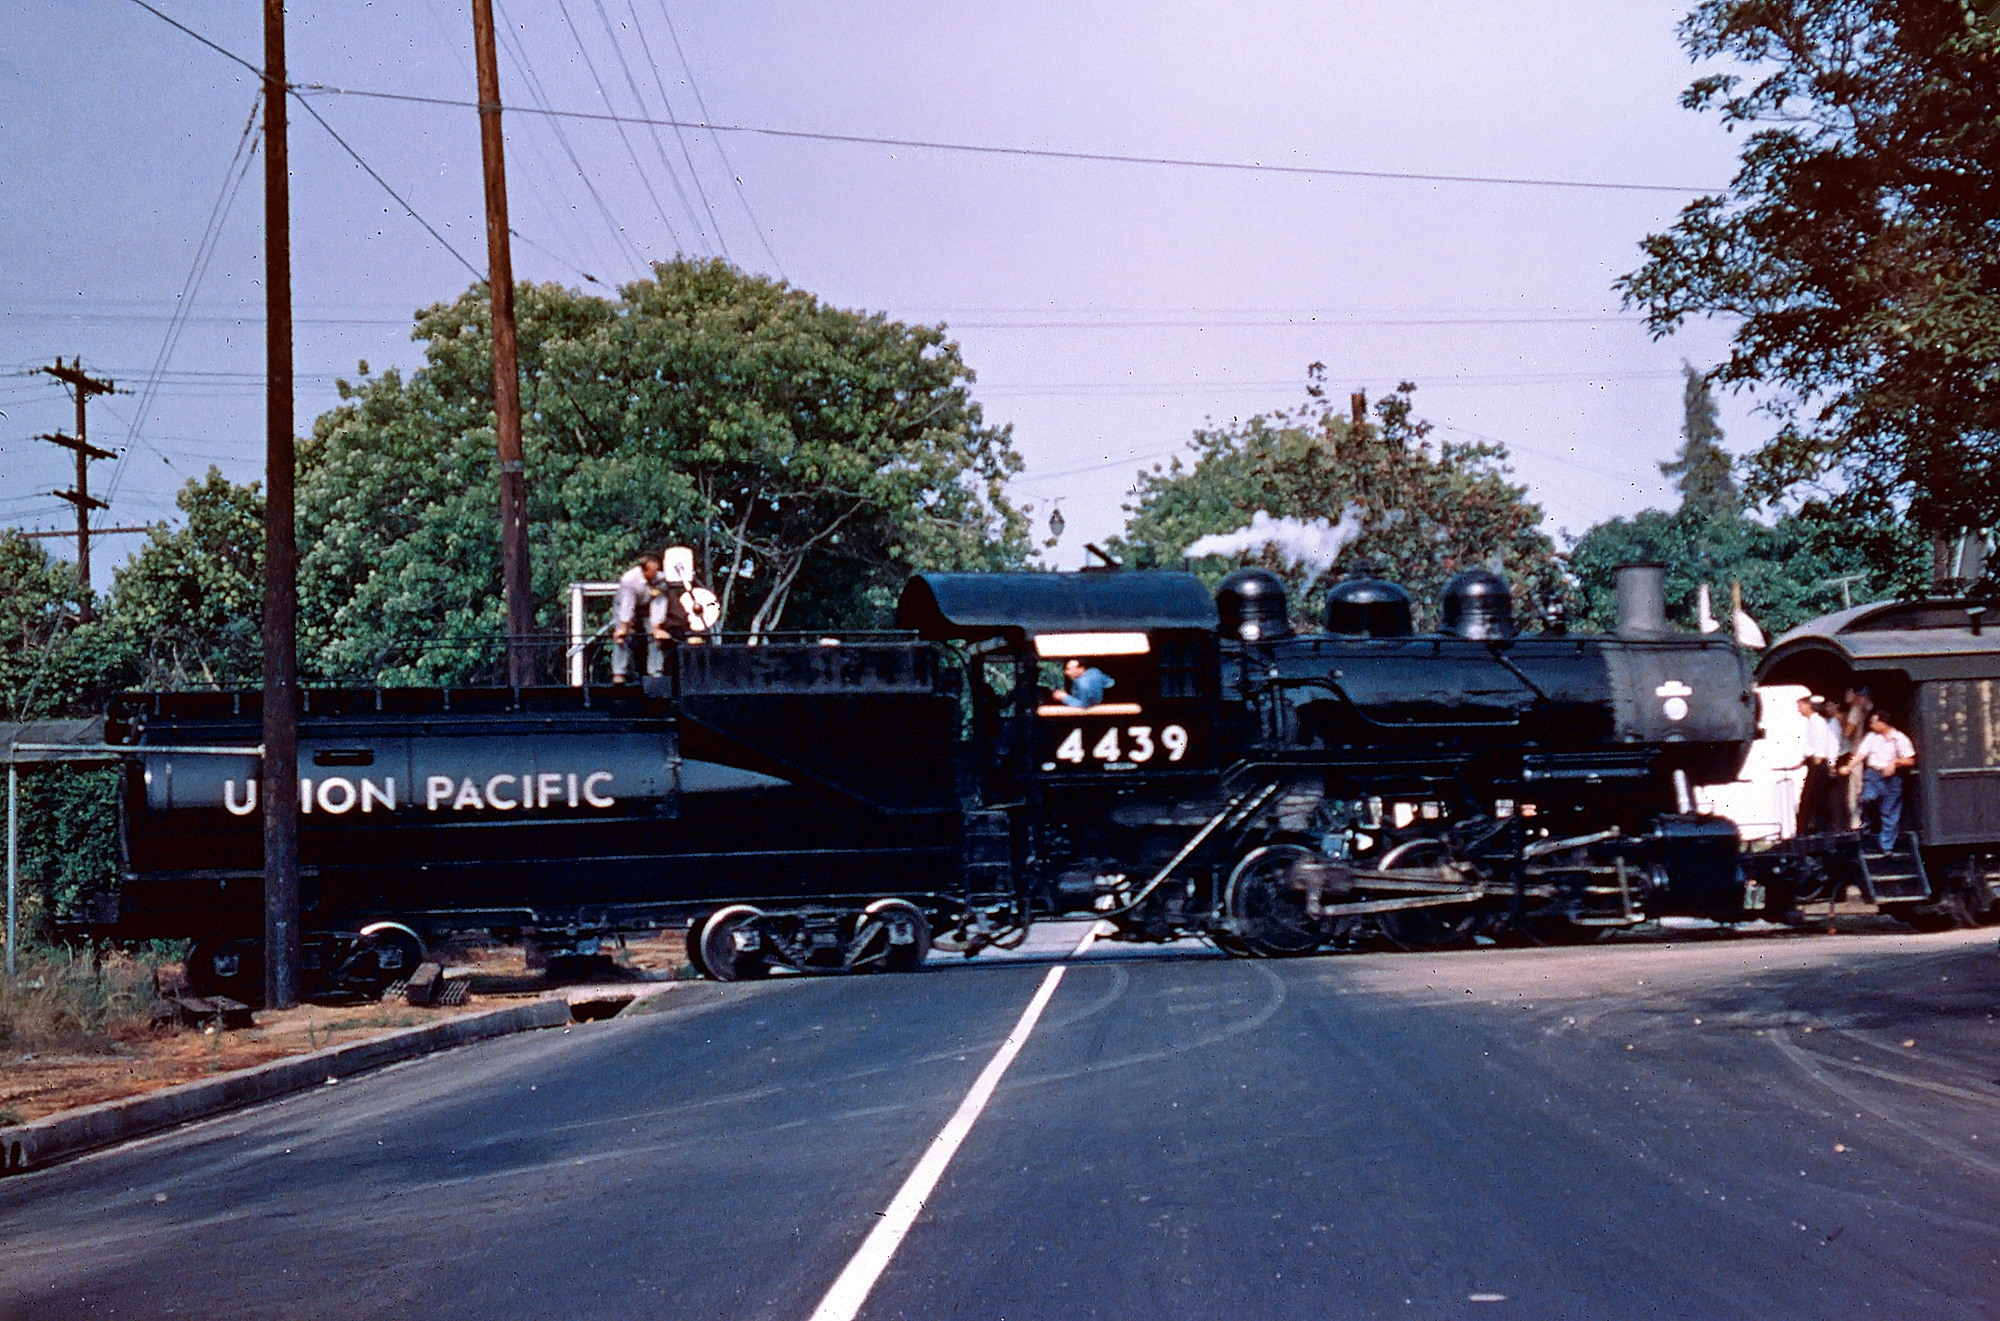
[1614,564,1669,636]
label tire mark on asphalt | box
[1770,1032,2000,1181]
[1004,960,1286,1089]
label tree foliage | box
[0,533,114,721]
[106,469,265,689]
[1660,364,1741,518]
[1567,503,1925,635]
[1109,379,1563,628]
[299,259,1030,681]
[0,534,125,938]
[1618,1,2000,534]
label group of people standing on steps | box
[1791,686,1918,851]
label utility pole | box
[471,0,535,687]
[38,359,116,621]
[262,0,302,1010]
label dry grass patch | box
[0,945,172,1056]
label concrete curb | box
[0,996,573,1178]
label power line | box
[619,0,729,259]
[5,304,1645,326]
[290,95,484,280]
[111,93,264,512]
[949,315,1645,330]
[494,0,651,275]
[428,0,605,283]
[299,83,1721,195]
[585,0,721,255]
[657,1,784,278]
[553,0,690,254]
[123,0,482,281]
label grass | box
[0,943,176,1054]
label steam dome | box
[1439,569,1515,639]
[1325,579,1414,638]
[1216,568,1293,642]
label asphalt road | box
[4,924,2000,1320]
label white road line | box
[807,922,1103,1321]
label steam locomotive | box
[91,561,1792,998]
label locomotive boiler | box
[93,561,1764,996]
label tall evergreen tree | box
[1659,364,1741,518]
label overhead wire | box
[300,82,1721,195]
[657,1,784,278]
[553,0,691,255]
[494,0,652,276]
[109,92,265,513]
[584,0,720,255]
[124,0,482,283]
[419,0,608,285]
[618,0,729,260]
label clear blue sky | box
[2,0,1751,581]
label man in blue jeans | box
[1856,711,1918,851]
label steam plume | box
[1183,506,1367,587]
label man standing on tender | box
[610,552,663,684]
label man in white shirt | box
[610,553,662,684]
[1791,695,1843,834]
[1856,711,1918,851]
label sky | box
[1,0,1757,585]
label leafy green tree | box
[0,533,120,721]
[1618,1,2000,535]
[1109,380,1563,628]
[1660,364,1740,519]
[106,469,265,689]
[1567,504,1925,636]
[300,259,1029,681]
[0,533,125,938]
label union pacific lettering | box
[219,771,618,817]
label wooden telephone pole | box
[262,0,302,1009]
[471,0,535,687]
[37,359,116,622]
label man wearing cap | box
[1791,694,1843,835]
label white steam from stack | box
[1183,506,1367,589]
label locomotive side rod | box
[1310,891,1487,918]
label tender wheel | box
[684,912,712,979]
[1225,844,1330,957]
[184,934,265,1004]
[698,905,772,982]
[337,925,425,998]
[852,899,931,974]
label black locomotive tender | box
[93,562,1978,999]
